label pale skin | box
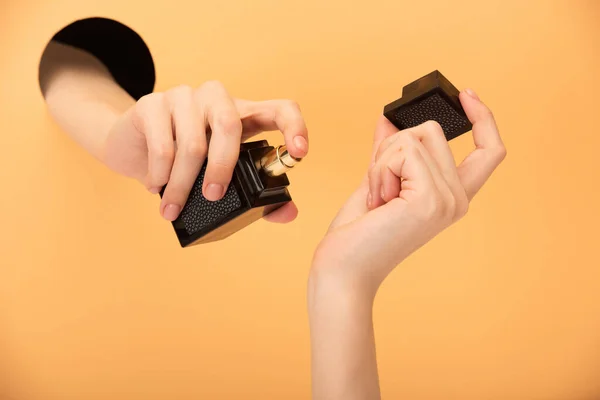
[309,101,505,400]
[40,41,506,400]
[40,41,309,223]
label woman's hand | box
[307,89,506,400]
[40,41,309,224]
[103,82,309,222]
[311,89,505,296]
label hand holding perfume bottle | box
[40,40,309,226]
[307,89,506,400]
[104,88,309,224]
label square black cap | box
[383,70,472,141]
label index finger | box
[457,90,507,200]
[234,99,309,159]
[196,81,243,202]
[371,115,399,164]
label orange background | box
[1,1,599,399]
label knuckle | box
[214,115,242,135]
[185,138,207,158]
[420,199,440,221]
[209,157,235,171]
[282,99,301,112]
[131,107,147,133]
[401,137,420,156]
[452,188,470,219]
[133,93,165,129]
[401,130,419,145]
[135,93,153,110]
[444,194,456,218]
[481,106,495,119]
[417,191,445,221]
[401,129,415,139]
[434,195,448,218]
[381,132,400,148]
[495,144,508,162]
[152,142,175,162]
[455,197,470,219]
[168,84,193,98]
[423,120,444,138]
[137,92,166,109]
[200,79,225,92]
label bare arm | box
[308,273,381,400]
[38,40,309,223]
[39,41,135,161]
[308,92,505,399]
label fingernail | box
[367,192,372,208]
[205,183,225,201]
[293,136,308,155]
[465,88,480,100]
[163,204,181,221]
[149,187,161,194]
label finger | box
[196,81,243,201]
[379,153,402,202]
[379,133,451,204]
[374,131,400,162]
[365,116,399,204]
[457,89,507,200]
[408,133,456,217]
[262,201,299,223]
[369,121,419,208]
[409,121,457,180]
[373,134,404,202]
[370,115,399,165]
[367,156,385,209]
[132,93,175,192]
[159,85,207,221]
[408,121,468,214]
[384,138,437,202]
[234,99,309,159]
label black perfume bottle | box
[383,70,472,141]
[162,140,301,247]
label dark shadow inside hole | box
[39,17,155,101]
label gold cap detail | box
[260,145,301,177]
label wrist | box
[307,263,382,400]
[307,264,378,312]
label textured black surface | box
[383,71,472,142]
[392,93,470,139]
[164,141,293,247]
[177,163,243,235]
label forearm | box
[39,41,136,161]
[307,270,381,400]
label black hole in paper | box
[39,17,155,101]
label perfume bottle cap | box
[260,145,301,177]
[383,70,472,141]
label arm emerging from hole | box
[38,40,308,224]
[39,40,136,161]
